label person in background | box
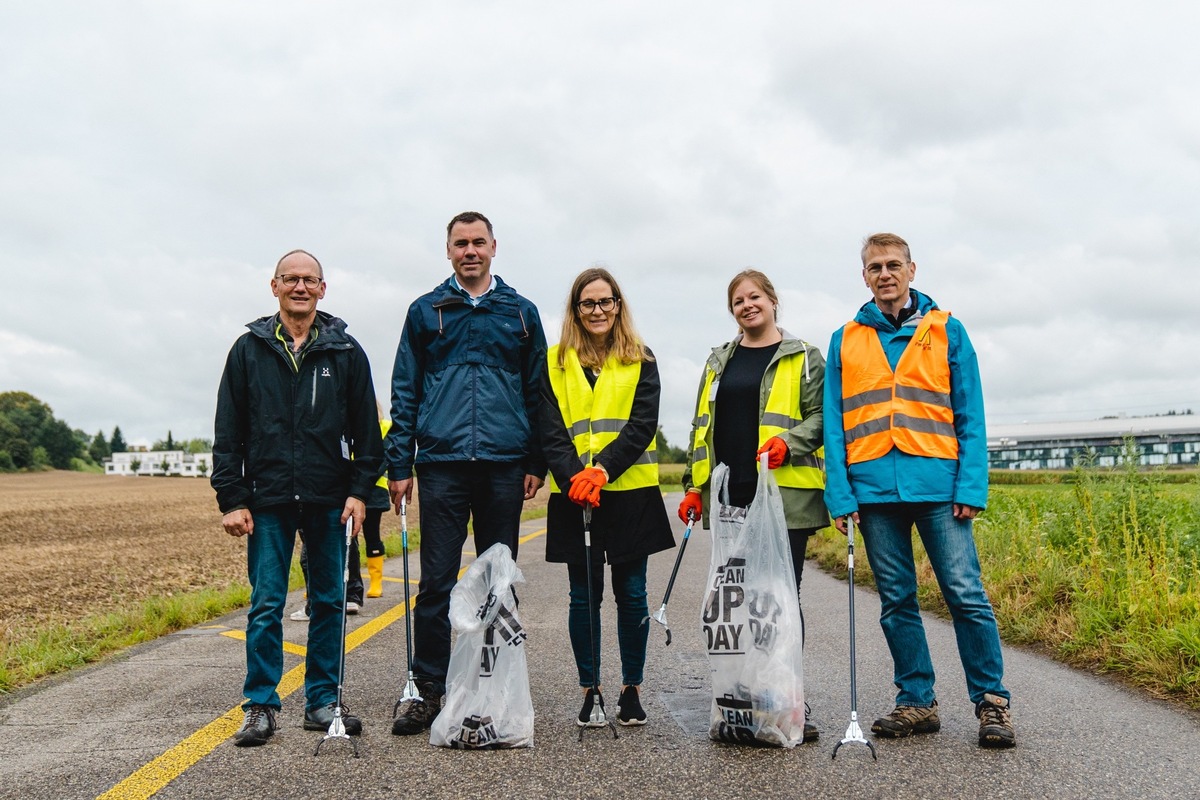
[540,267,675,727]
[679,268,827,743]
[212,249,381,747]
[822,232,1014,748]
[387,211,547,736]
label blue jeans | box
[567,558,649,688]
[412,462,525,696]
[858,502,1009,708]
[244,504,347,712]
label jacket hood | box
[853,288,939,330]
[246,310,352,346]
[706,327,812,370]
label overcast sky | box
[2,2,1197,450]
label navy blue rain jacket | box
[386,276,547,478]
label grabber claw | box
[314,708,360,758]
[831,713,876,761]
[643,604,672,646]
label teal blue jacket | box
[822,289,988,517]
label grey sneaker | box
[977,693,1016,748]
[288,606,310,621]
[234,705,276,747]
[392,684,442,735]
[872,700,941,738]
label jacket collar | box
[854,288,938,330]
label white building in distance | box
[988,415,1200,470]
[105,450,214,477]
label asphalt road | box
[3,493,1198,800]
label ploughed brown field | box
[0,471,550,640]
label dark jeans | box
[244,503,345,712]
[299,528,365,606]
[567,558,649,688]
[412,461,525,695]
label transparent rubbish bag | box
[430,543,534,749]
[702,461,805,748]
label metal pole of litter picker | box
[832,516,876,761]
[644,508,695,645]
[315,517,359,757]
[580,505,617,740]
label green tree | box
[88,430,111,463]
[166,430,175,450]
[129,457,142,474]
[183,438,213,454]
[41,418,82,469]
[7,438,33,469]
[196,457,209,478]
[110,426,127,453]
[655,427,688,464]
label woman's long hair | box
[557,267,652,369]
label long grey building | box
[988,415,1200,470]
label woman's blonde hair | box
[558,267,651,369]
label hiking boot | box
[803,702,819,743]
[577,688,608,727]
[872,700,941,738]
[234,705,276,747]
[303,702,362,735]
[616,685,647,726]
[977,693,1016,748]
[392,685,442,735]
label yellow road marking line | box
[97,527,545,800]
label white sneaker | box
[289,606,310,621]
[346,601,361,615]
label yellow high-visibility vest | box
[688,349,825,490]
[546,344,658,493]
[376,418,391,490]
[840,309,958,463]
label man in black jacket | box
[212,249,383,747]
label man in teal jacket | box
[823,233,1015,749]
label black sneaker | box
[577,688,607,727]
[803,702,819,743]
[234,705,276,747]
[303,702,362,735]
[871,700,941,738]
[977,693,1016,748]
[616,685,647,726]
[392,685,442,736]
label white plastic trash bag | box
[430,542,534,749]
[702,460,805,747]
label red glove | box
[678,490,703,523]
[568,467,607,508]
[756,437,789,469]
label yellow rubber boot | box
[366,556,385,598]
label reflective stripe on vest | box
[689,349,825,490]
[840,310,958,463]
[546,344,658,493]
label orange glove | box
[568,467,607,507]
[756,437,789,469]
[678,490,702,523]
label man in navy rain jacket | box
[387,211,547,736]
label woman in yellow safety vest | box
[679,268,828,743]
[539,267,675,729]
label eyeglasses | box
[275,274,323,289]
[577,297,619,314]
[865,261,910,277]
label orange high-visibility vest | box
[840,310,958,463]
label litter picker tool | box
[392,499,422,718]
[643,508,695,645]
[831,516,876,761]
[579,505,618,741]
[315,517,360,757]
